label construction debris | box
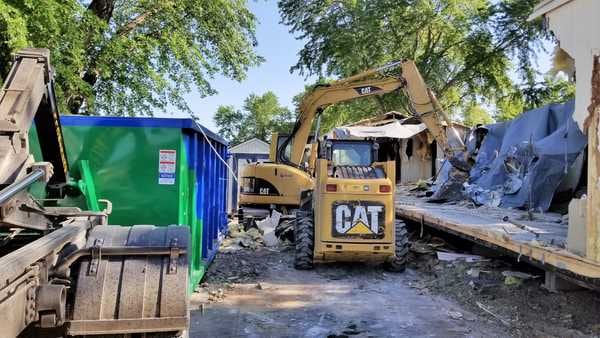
[502,216,542,237]
[436,252,485,263]
[221,221,265,250]
[275,218,295,243]
[256,213,280,247]
[433,100,587,211]
[447,310,464,320]
[476,301,511,327]
[410,237,447,254]
[207,288,226,303]
[501,270,538,280]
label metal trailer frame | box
[0,49,190,337]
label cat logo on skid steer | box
[332,202,385,238]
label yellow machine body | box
[239,161,314,209]
[312,159,396,263]
[238,60,468,218]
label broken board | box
[395,186,600,283]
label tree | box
[463,104,493,127]
[0,0,262,116]
[495,75,575,121]
[279,0,572,123]
[214,92,296,145]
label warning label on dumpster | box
[158,149,176,185]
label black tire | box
[384,219,409,272]
[294,211,314,270]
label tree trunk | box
[88,0,115,22]
[69,0,115,114]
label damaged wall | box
[398,133,434,183]
[587,56,600,261]
[531,0,600,261]
[531,0,600,129]
[333,113,468,184]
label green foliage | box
[0,0,262,116]
[279,0,573,124]
[463,104,493,127]
[214,91,296,145]
[495,75,575,121]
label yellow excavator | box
[239,61,410,219]
[239,60,468,270]
[239,61,466,218]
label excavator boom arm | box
[287,71,405,165]
[284,60,466,167]
[400,61,466,161]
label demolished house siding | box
[333,112,468,184]
[531,0,600,261]
[588,56,600,261]
[462,100,586,211]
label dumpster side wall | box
[30,116,228,290]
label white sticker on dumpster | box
[158,149,176,185]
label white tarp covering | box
[332,120,427,139]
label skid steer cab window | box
[331,142,373,166]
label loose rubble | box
[407,233,600,337]
[220,221,265,250]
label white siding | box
[229,138,270,154]
[538,0,600,128]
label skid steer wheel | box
[294,210,315,270]
[384,219,409,272]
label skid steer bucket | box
[68,225,189,336]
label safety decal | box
[158,149,176,185]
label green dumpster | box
[31,116,229,291]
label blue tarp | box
[466,100,586,211]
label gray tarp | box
[465,100,586,211]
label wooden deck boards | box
[395,187,600,280]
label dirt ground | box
[189,229,600,338]
[408,246,600,337]
[189,244,511,338]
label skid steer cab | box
[294,139,409,271]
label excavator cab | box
[294,138,409,271]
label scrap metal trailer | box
[0,49,191,337]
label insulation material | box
[466,100,587,211]
[333,120,426,139]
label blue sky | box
[159,0,312,131]
[158,1,554,131]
